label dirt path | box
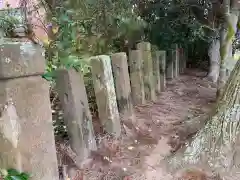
[64,70,217,180]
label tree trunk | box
[208,39,220,83]
[217,0,239,97]
[165,59,240,179]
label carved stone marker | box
[56,69,97,164]
[111,52,134,119]
[152,51,161,94]
[166,50,174,79]
[172,44,179,78]
[0,40,59,180]
[129,50,145,105]
[157,50,166,91]
[137,42,156,101]
[91,55,121,137]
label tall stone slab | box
[152,51,161,94]
[90,55,121,137]
[111,52,134,119]
[136,42,156,101]
[56,69,97,164]
[156,50,166,91]
[179,47,186,74]
[0,40,59,180]
[129,50,145,105]
[172,44,179,78]
[180,48,187,73]
[166,50,174,79]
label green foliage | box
[0,168,30,180]
[41,0,146,80]
[38,0,146,139]
[135,0,220,61]
[0,16,19,37]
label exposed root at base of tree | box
[163,60,240,180]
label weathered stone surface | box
[111,52,134,119]
[157,51,166,91]
[0,40,45,78]
[176,47,180,75]
[166,50,174,79]
[91,55,121,137]
[172,44,179,78]
[136,42,151,51]
[179,47,184,73]
[56,69,97,163]
[152,51,161,94]
[129,50,145,105]
[137,42,156,101]
[0,76,59,180]
[0,40,58,180]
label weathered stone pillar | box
[179,47,186,74]
[90,55,121,137]
[56,69,97,164]
[172,44,179,78]
[137,42,156,101]
[0,40,59,180]
[157,50,166,91]
[152,51,161,94]
[166,50,174,79]
[128,50,145,105]
[111,52,134,119]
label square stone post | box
[156,51,166,91]
[179,47,184,73]
[166,50,174,79]
[172,44,179,78]
[111,52,134,120]
[137,42,156,101]
[152,51,161,94]
[0,40,59,180]
[128,50,145,105]
[183,48,187,70]
[90,55,121,137]
[56,69,97,164]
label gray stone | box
[166,50,174,79]
[156,51,166,91]
[0,40,45,79]
[152,51,161,94]
[111,52,134,119]
[0,40,58,180]
[172,44,179,78]
[91,55,121,137]
[136,42,151,51]
[137,42,156,101]
[56,69,97,164]
[128,50,145,105]
[179,47,184,73]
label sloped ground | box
[58,69,217,180]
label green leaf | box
[7,169,20,176]
[42,71,56,81]
[19,172,30,179]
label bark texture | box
[165,60,240,179]
[218,10,239,97]
[208,39,221,83]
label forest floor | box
[60,69,217,180]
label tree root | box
[162,60,240,179]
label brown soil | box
[58,69,217,180]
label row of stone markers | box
[55,42,186,167]
[166,44,186,79]
[0,39,186,180]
